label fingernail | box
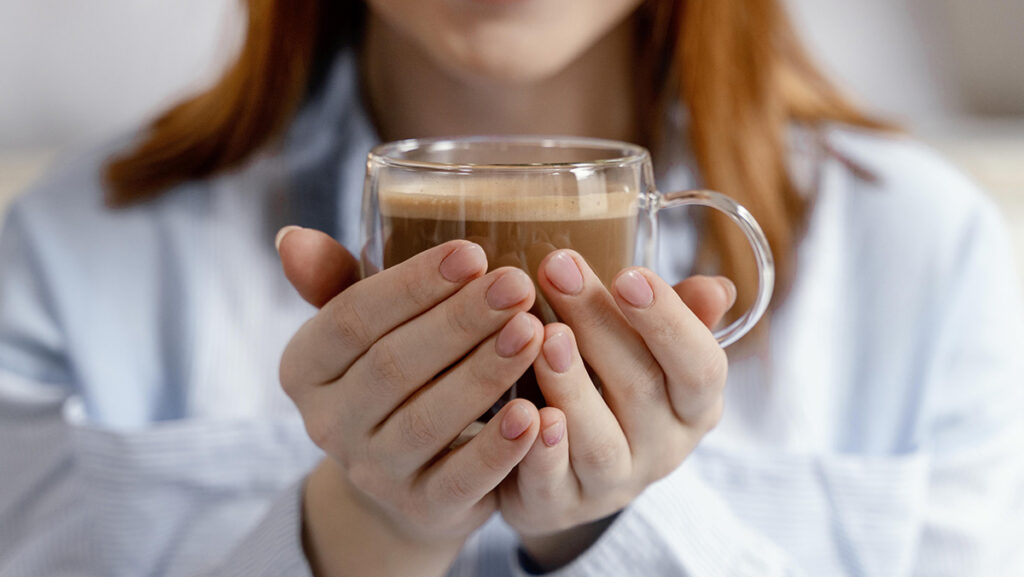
[274,226,302,252]
[501,402,532,440]
[496,312,535,358]
[440,243,486,282]
[542,419,565,447]
[544,251,583,295]
[615,270,654,308]
[717,276,737,308]
[486,270,533,310]
[542,331,573,374]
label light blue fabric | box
[1,52,1022,577]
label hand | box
[498,250,735,571]
[277,228,545,577]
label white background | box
[0,0,240,151]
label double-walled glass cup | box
[361,135,773,350]
[361,136,773,423]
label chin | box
[436,37,580,84]
[367,0,641,85]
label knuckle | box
[530,478,564,503]
[328,298,374,352]
[366,340,410,390]
[668,348,727,428]
[444,296,478,337]
[401,269,434,310]
[467,351,517,393]
[279,321,318,395]
[436,471,477,503]
[397,404,439,452]
[278,351,301,399]
[575,437,625,471]
[692,347,728,390]
[476,441,514,477]
[574,297,619,334]
[620,353,668,404]
[304,414,339,454]
[529,448,565,478]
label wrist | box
[303,459,465,577]
[518,511,621,573]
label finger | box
[537,250,669,436]
[372,312,543,474]
[276,226,360,309]
[672,276,737,330]
[343,268,535,429]
[512,406,576,507]
[612,268,728,426]
[281,240,487,389]
[419,399,539,516]
[532,324,630,486]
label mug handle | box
[655,189,775,347]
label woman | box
[1,0,1021,575]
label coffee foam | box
[379,184,638,222]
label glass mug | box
[361,136,773,416]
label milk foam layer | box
[379,185,638,222]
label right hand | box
[277,227,544,576]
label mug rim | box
[368,135,651,173]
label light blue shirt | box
[1,52,1022,577]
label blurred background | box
[1,0,1022,268]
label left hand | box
[498,250,736,571]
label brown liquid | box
[380,188,637,418]
[384,217,635,310]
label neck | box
[362,14,637,142]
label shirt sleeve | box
[509,464,804,577]
[0,203,315,577]
[910,199,1024,576]
[199,482,314,577]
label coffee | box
[380,185,638,323]
[379,184,638,418]
[365,136,772,364]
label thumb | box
[673,275,737,330]
[276,226,360,308]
